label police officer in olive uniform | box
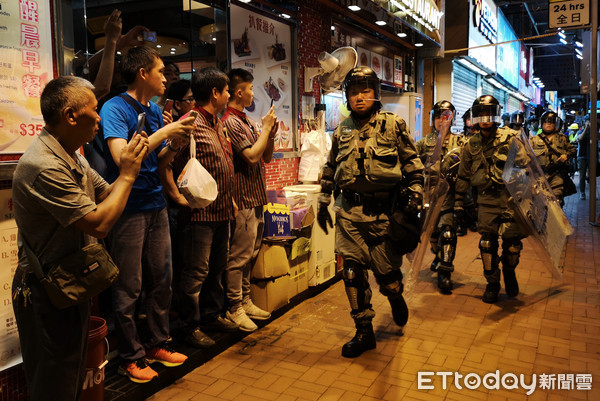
[416,101,464,293]
[463,108,475,138]
[509,111,525,131]
[317,67,424,358]
[530,111,576,207]
[455,95,525,304]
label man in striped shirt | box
[170,67,239,348]
[222,69,278,331]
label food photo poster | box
[230,4,294,151]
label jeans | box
[180,221,230,328]
[226,207,264,311]
[110,208,172,361]
[578,157,589,193]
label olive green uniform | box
[455,125,526,290]
[530,133,576,202]
[416,131,464,276]
[320,111,423,324]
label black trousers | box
[12,268,90,401]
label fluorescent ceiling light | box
[397,32,407,38]
[415,42,423,47]
[376,20,386,26]
[456,58,488,76]
[348,5,361,11]
[559,38,568,45]
[239,0,251,3]
[575,41,583,48]
[280,13,290,19]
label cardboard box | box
[250,275,290,313]
[288,254,309,299]
[263,203,291,238]
[252,244,290,279]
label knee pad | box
[439,225,457,265]
[479,233,499,272]
[342,260,369,311]
[374,270,404,298]
[501,238,522,267]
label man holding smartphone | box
[99,46,194,383]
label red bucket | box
[81,316,109,401]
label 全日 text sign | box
[549,0,590,29]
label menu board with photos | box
[230,4,294,151]
[0,189,21,371]
[0,0,55,154]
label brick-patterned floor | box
[149,183,600,401]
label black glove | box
[404,191,423,218]
[317,202,333,234]
[454,205,466,226]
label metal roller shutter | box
[451,62,477,130]
[507,95,522,113]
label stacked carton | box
[250,242,290,313]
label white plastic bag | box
[176,134,218,208]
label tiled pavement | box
[148,183,600,401]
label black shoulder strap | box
[539,134,561,158]
[118,93,154,135]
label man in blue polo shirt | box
[100,46,194,383]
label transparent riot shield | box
[502,129,573,279]
[407,111,453,283]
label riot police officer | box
[416,100,464,293]
[463,108,475,138]
[530,111,576,206]
[317,67,424,358]
[509,111,525,131]
[455,95,525,304]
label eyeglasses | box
[181,97,195,103]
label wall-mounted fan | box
[304,47,358,93]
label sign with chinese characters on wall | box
[549,0,589,29]
[229,4,294,151]
[468,0,497,73]
[0,189,21,371]
[0,0,54,154]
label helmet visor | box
[510,114,524,125]
[344,77,380,102]
[472,104,502,124]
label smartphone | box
[164,99,174,114]
[135,112,146,135]
[142,31,157,43]
[270,98,274,108]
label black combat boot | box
[342,322,376,358]
[437,270,453,294]
[502,266,519,297]
[482,269,501,304]
[482,282,500,303]
[388,294,409,327]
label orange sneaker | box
[118,359,158,383]
[146,341,188,367]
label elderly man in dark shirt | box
[12,76,147,401]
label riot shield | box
[502,129,573,279]
[407,111,453,283]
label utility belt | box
[342,188,405,216]
[479,180,503,195]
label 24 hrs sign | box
[549,0,590,29]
